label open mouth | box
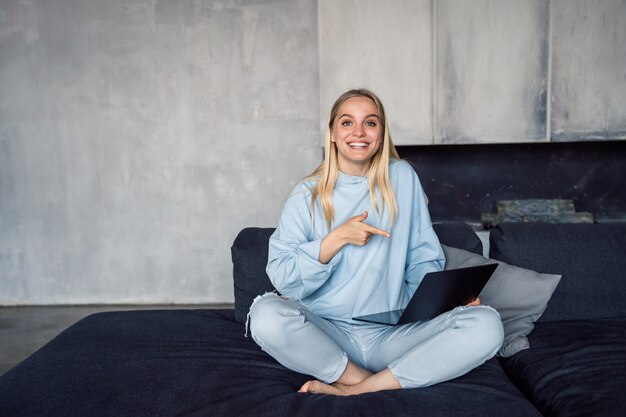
[348,142,369,149]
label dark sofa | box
[1,222,625,417]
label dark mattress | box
[0,309,541,417]
[501,317,626,417]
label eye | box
[365,120,377,127]
[341,120,353,127]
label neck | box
[337,161,370,177]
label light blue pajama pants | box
[248,293,504,389]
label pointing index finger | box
[366,225,391,238]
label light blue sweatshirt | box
[266,160,445,323]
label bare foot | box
[298,368,401,396]
[298,380,351,396]
[337,361,372,385]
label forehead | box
[337,96,379,117]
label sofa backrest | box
[231,227,277,323]
[231,222,482,323]
[489,222,626,322]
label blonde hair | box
[305,89,400,231]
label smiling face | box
[331,96,383,176]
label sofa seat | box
[501,317,626,417]
[11,221,626,416]
[0,308,542,417]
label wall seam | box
[431,0,437,144]
[546,0,553,142]
[317,0,324,143]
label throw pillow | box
[442,244,562,357]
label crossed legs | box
[248,293,503,396]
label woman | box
[248,89,503,396]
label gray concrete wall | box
[0,0,321,304]
[1,0,625,305]
[551,0,626,140]
[435,0,549,143]
[319,0,433,145]
[320,0,626,144]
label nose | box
[353,125,365,137]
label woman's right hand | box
[334,211,391,246]
[318,211,390,264]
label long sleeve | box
[266,184,344,300]
[401,165,446,296]
[265,161,446,323]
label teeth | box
[349,142,368,148]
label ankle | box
[336,361,372,385]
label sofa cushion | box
[489,223,626,321]
[231,223,483,323]
[0,309,542,417]
[231,227,278,323]
[501,318,626,417]
[442,245,561,357]
[432,222,484,255]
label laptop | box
[352,263,498,325]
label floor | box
[0,304,232,375]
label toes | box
[298,381,314,393]
[298,380,349,396]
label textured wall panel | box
[401,141,626,223]
[436,0,549,143]
[0,0,321,304]
[551,0,626,140]
[319,0,432,144]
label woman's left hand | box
[465,297,481,307]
